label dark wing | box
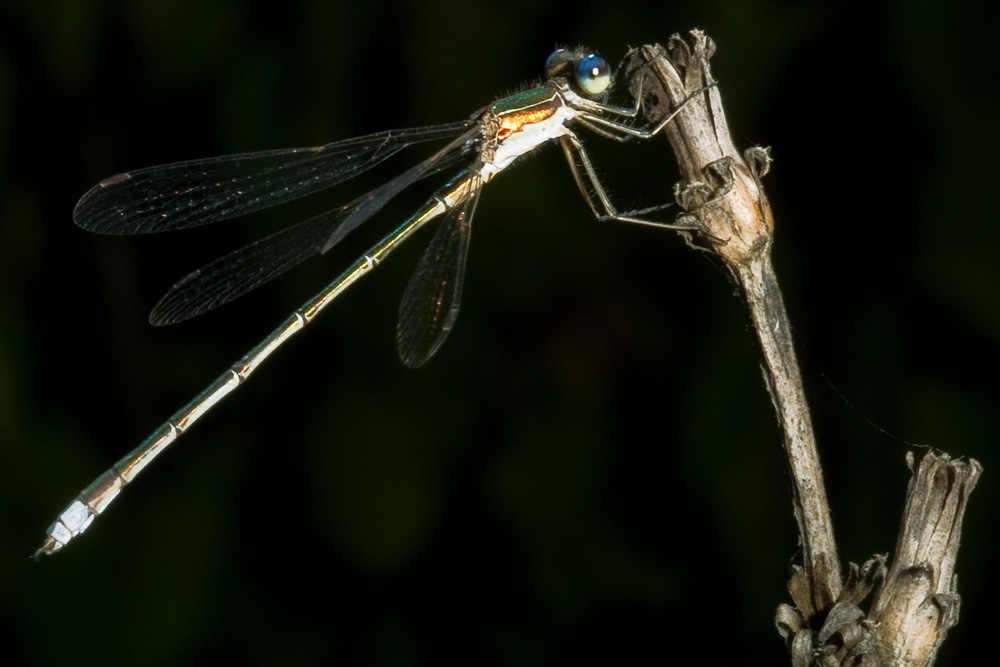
[396,174,481,368]
[74,122,473,235]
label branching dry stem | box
[625,32,981,666]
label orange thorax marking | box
[497,107,557,141]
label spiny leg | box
[577,81,718,142]
[559,133,701,233]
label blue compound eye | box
[545,48,574,79]
[576,52,611,96]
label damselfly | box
[37,47,709,557]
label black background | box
[1,1,996,665]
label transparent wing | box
[149,202,354,325]
[73,121,473,235]
[396,174,481,368]
[149,134,476,325]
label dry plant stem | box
[628,32,983,666]
[631,33,982,666]
[867,452,981,666]
[627,34,842,610]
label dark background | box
[1,1,996,665]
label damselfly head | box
[545,47,611,98]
